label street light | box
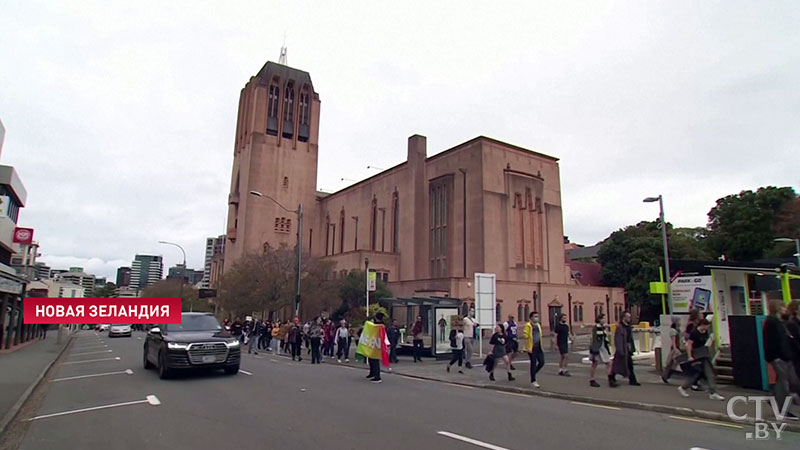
[643,195,673,312]
[366,165,385,171]
[774,237,800,267]
[157,240,187,311]
[249,190,303,318]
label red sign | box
[13,227,34,244]
[23,297,182,324]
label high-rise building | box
[167,264,202,285]
[116,266,131,287]
[130,254,163,290]
[34,262,50,279]
[201,235,225,288]
[55,267,96,292]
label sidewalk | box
[0,330,73,435]
[386,349,800,431]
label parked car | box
[98,324,110,332]
[143,312,240,379]
[109,324,132,337]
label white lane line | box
[136,337,142,340]
[63,357,121,365]
[27,395,161,421]
[668,416,742,429]
[52,369,133,382]
[270,359,279,362]
[73,343,108,348]
[571,401,620,411]
[239,369,253,376]
[437,431,510,450]
[70,349,113,356]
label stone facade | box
[223,61,625,331]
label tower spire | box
[279,33,288,65]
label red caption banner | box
[23,298,182,324]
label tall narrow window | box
[392,191,399,253]
[339,209,345,254]
[370,198,378,251]
[282,82,295,139]
[324,214,331,256]
[429,177,452,278]
[267,83,280,136]
[298,87,310,142]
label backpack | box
[449,329,457,348]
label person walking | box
[523,311,545,388]
[438,315,447,343]
[554,313,572,376]
[271,320,281,354]
[309,317,323,364]
[462,314,477,369]
[682,309,704,391]
[366,312,387,383]
[411,316,424,362]
[387,319,401,364]
[40,324,48,340]
[303,321,311,355]
[678,318,725,401]
[608,311,639,387]
[231,317,243,343]
[503,315,520,370]
[786,300,800,383]
[488,323,515,382]
[336,320,351,363]
[246,320,259,355]
[446,328,465,374]
[321,319,333,358]
[288,318,303,362]
[661,316,684,384]
[589,313,611,387]
[763,300,798,419]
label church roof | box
[255,61,315,92]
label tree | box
[336,270,392,320]
[216,244,335,320]
[142,279,208,312]
[707,186,797,261]
[598,221,712,321]
[91,282,117,298]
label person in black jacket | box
[387,319,401,364]
[764,300,797,420]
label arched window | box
[339,209,345,255]
[371,197,378,250]
[495,303,502,323]
[392,190,399,253]
[517,304,524,322]
[282,81,295,139]
[524,303,530,319]
[578,304,584,322]
[267,83,280,136]
[324,214,331,256]
[298,86,310,142]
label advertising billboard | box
[671,275,713,313]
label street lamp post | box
[250,191,303,318]
[643,195,672,313]
[158,240,187,311]
[774,237,800,268]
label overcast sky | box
[1,1,798,280]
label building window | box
[517,304,524,322]
[578,304,584,322]
[324,214,331,256]
[392,191,399,253]
[370,197,378,251]
[275,217,291,234]
[298,87,310,142]
[283,177,289,188]
[429,177,452,278]
[524,303,530,319]
[496,303,502,322]
[267,83,280,136]
[339,209,345,255]
[282,81,295,139]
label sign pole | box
[659,266,666,315]
[365,258,370,316]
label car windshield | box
[168,315,222,332]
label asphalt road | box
[4,330,797,450]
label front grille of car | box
[167,352,192,368]
[187,342,229,365]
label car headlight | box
[167,342,189,350]
[225,340,240,348]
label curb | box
[390,370,800,433]
[0,333,75,437]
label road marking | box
[63,357,121,365]
[136,337,142,340]
[437,431,510,450]
[52,369,133,382]
[571,401,620,411]
[71,349,113,356]
[239,369,253,376]
[499,391,530,398]
[270,359,279,362]
[28,395,161,421]
[668,416,742,429]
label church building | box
[219,59,625,332]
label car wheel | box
[143,345,154,370]
[224,364,239,375]
[158,350,171,379]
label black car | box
[143,312,241,379]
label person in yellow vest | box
[523,311,545,388]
